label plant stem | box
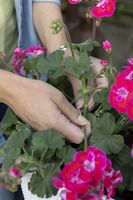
[92,17,96,42]
[81,76,89,150]
[62,23,75,58]
[41,148,48,162]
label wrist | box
[0,70,22,104]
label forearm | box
[33,2,67,54]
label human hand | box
[0,72,91,144]
[68,57,108,110]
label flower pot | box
[21,174,115,200]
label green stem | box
[92,17,96,42]
[40,148,48,162]
[34,69,39,80]
[81,76,89,150]
[62,23,75,58]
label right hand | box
[0,72,91,144]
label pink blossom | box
[102,40,112,53]
[12,45,45,74]
[100,59,108,67]
[27,45,45,57]
[9,168,21,177]
[128,58,133,66]
[108,83,133,113]
[91,0,116,19]
[53,146,122,200]
[68,0,81,4]
[127,105,133,121]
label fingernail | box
[78,115,89,125]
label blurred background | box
[62,0,133,69]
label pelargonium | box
[102,40,112,54]
[53,146,122,200]
[91,0,117,19]
[68,0,81,4]
[12,45,45,75]
[109,58,133,120]
[9,167,21,177]
[108,82,133,113]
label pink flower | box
[128,58,133,66]
[68,0,81,4]
[100,59,108,67]
[102,40,112,53]
[127,105,133,121]
[104,162,123,199]
[9,168,21,177]
[91,0,116,19]
[131,144,133,158]
[27,45,45,57]
[108,83,133,113]
[53,146,122,200]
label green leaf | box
[90,113,124,154]
[37,50,64,76]
[5,126,31,149]
[23,56,38,72]
[28,164,59,198]
[94,88,111,110]
[0,125,31,168]
[56,145,76,164]
[31,129,65,151]
[86,112,98,128]
[0,108,17,133]
[112,147,133,191]
[72,39,99,52]
[63,56,78,71]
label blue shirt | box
[15,0,61,49]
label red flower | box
[91,0,116,19]
[53,146,122,200]
[108,82,133,113]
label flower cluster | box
[68,0,117,19]
[91,0,117,19]
[53,146,122,200]
[109,58,133,120]
[102,40,112,54]
[12,45,45,75]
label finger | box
[53,110,91,144]
[52,93,90,127]
[91,56,108,88]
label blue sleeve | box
[32,0,61,5]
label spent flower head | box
[50,19,63,34]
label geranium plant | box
[0,0,133,199]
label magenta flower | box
[91,0,117,19]
[9,168,21,177]
[53,146,122,200]
[27,45,45,57]
[68,0,81,4]
[12,45,46,75]
[102,40,112,53]
[109,58,133,119]
[108,83,133,113]
[127,105,133,121]
[128,58,133,66]
[100,59,108,67]
[104,160,123,199]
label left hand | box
[68,57,108,110]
